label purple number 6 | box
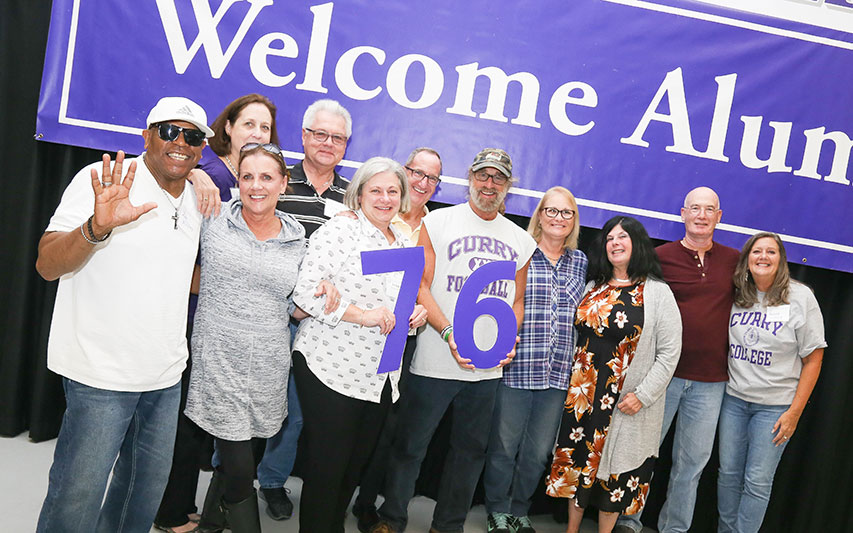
[361,246,425,373]
[453,260,517,368]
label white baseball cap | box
[146,97,215,138]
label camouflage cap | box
[470,148,512,178]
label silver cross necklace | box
[158,184,186,229]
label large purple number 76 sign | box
[362,248,517,373]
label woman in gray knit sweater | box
[185,143,336,532]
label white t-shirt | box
[411,202,536,381]
[727,282,827,405]
[45,155,201,392]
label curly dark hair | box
[587,216,663,284]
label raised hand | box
[90,151,157,237]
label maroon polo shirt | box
[656,240,740,382]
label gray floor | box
[1,432,654,532]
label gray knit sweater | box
[185,199,306,441]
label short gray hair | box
[344,157,410,214]
[302,99,353,138]
[405,147,443,175]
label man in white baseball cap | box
[34,96,212,533]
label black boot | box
[223,489,262,533]
[198,470,228,532]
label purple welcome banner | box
[36,0,853,272]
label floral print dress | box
[547,281,655,515]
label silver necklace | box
[158,185,186,230]
[224,155,238,178]
[313,174,334,193]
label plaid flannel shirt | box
[502,247,588,390]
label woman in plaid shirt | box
[483,186,588,533]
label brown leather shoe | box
[369,521,397,533]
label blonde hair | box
[527,186,580,250]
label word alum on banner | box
[621,67,853,187]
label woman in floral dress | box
[547,216,682,533]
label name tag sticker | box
[323,198,348,218]
[766,305,790,322]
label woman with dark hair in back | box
[547,216,682,533]
[200,93,280,204]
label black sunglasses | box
[156,123,206,147]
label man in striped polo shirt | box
[257,99,353,520]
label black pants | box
[216,438,257,503]
[355,336,417,507]
[154,331,214,528]
[292,350,392,533]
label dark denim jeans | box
[37,378,180,533]
[378,374,499,533]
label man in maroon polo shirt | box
[615,187,739,533]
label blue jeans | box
[378,374,500,533]
[717,393,788,533]
[256,371,303,488]
[483,383,565,517]
[617,377,726,533]
[37,378,180,533]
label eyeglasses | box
[405,166,441,185]
[304,128,348,146]
[472,169,509,185]
[686,205,718,216]
[541,207,575,220]
[156,123,206,147]
[241,142,283,155]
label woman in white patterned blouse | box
[290,156,428,533]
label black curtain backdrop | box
[1,2,851,531]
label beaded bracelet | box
[82,215,111,244]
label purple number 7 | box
[361,246,425,373]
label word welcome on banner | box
[36,0,853,272]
